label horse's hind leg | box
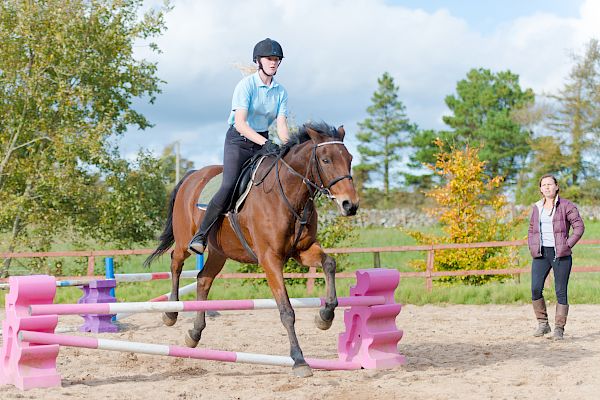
[184,250,227,348]
[163,246,190,326]
[295,243,338,330]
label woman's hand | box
[261,139,280,154]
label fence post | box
[105,257,115,298]
[373,252,381,268]
[87,255,95,276]
[306,266,316,295]
[425,249,434,292]
[196,254,204,271]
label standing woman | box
[527,174,585,340]
[188,38,290,255]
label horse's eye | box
[322,158,331,164]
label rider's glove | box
[261,139,280,154]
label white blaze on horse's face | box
[314,140,359,217]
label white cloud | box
[127,0,600,167]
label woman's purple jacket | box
[527,196,585,258]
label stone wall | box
[321,205,600,228]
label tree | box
[515,39,600,205]
[515,136,570,204]
[410,68,534,184]
[0,0,170,275]
[356,72,416,204]
[546,39,600,187]
[406,140,521,285]
[159,142,195,189]
[405,128,448,191]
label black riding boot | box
[188,202,224,255]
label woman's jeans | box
[531,246,572,305]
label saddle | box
[196,154,267,213]
[195,154,268,264]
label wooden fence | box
[2,239,600,293]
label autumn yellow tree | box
[407,139,522,285]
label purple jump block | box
[78,279,118,333]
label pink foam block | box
[338,269,406,369]
[0,275,61,390]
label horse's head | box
[304,124,360,216]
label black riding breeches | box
[531,246,572,305]
[208,126,266,213]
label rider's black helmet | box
[252,38,284,62]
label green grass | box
[3,220,600,306]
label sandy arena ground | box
[2,304,600,400]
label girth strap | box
[227,211,259,264]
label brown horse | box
[144,122,359,377]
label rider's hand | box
[261,139,280,154]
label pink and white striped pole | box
[30,296,387,316]
[113,280,200,321]
[114,270,200,282]
[19,330,361,371]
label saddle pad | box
[196,173,223,210]
[195,156,266,211]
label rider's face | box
[259,56,281,75]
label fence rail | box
[2,239,600,292]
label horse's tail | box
[143,169,197,268]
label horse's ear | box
[337,125,345,141]
[306,127,322,143]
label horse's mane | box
[280,121,340,154]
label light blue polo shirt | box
[227,72,288,132]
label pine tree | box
[356,72,415,204]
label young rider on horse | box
[188,38,290,255]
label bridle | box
[274,141,353,209]
[255,140,353,253]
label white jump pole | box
[19,330,361,371]
[114,280,199,321]
[30,296,387,316]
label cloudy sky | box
[123,0,600,168]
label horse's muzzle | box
[341,200,358,216]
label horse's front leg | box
[263,256,313,378]
[296,243,338,330]
[162,247,188,326]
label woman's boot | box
[532,298,551,337]
[188,203,223,255]
[552,304,569,340]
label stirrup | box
[188,236,207,255]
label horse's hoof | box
[292,364,313,378]
[162,313,177,327]
[184,331,199,348]
[314,314,333,331]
